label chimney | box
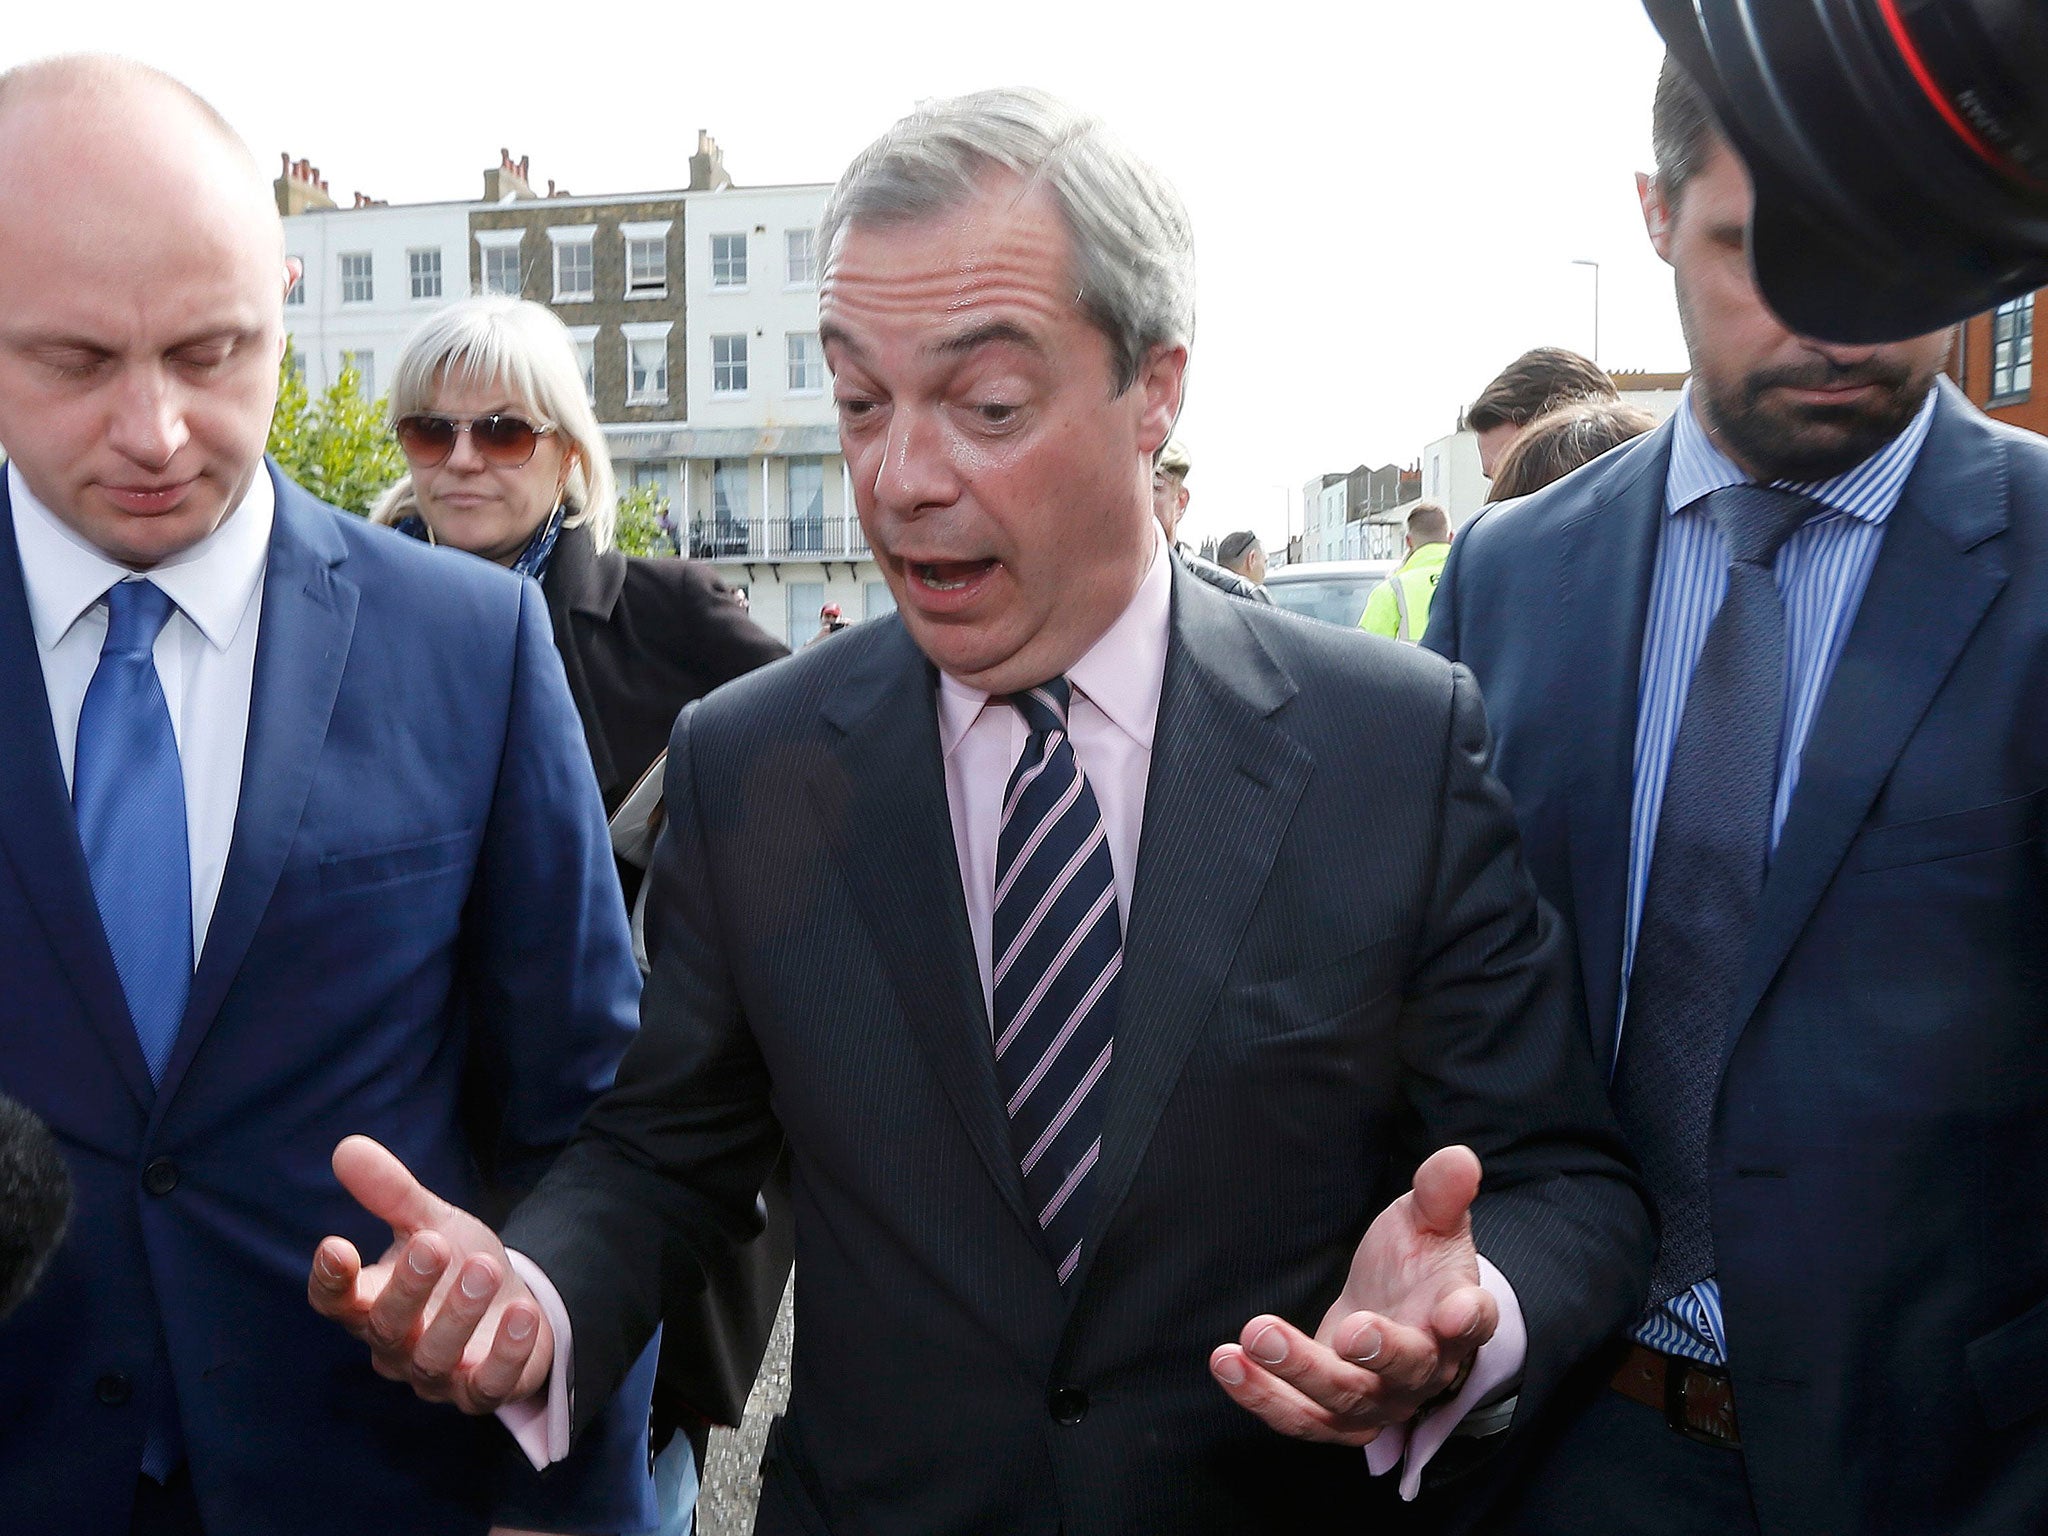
[689,130,731,192]
[482,148,538,203]
[275,152,336,216]
[352,191,387,209]
[546,178,572,198]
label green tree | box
[266,341,407,515]
[614,481,680,557]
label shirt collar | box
[937,522,1171,757]
[9,461,274,654]
[1664,381,1939,526]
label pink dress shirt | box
[505,526,1525,1497]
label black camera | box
[1644,0,2048,343]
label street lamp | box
[1571,258,1602,364]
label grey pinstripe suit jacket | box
[505,563,1651,1535]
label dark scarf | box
[396,503,568,582]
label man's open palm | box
[307,1135,553,1415]
[1210,1145,1498,1444]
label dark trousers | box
[129,1469,204,1536]
[1498,1387,1762,1536]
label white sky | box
[5,0,1686,552]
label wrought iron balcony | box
[687,516,873,561]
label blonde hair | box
[371,296,618,552]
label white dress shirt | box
[10,462,271,955]
[507,523,1524,1496]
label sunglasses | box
[395,412,556,468]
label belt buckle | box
[1662,1354,1741,1449]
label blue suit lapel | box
[154,466,359,1108]
[1726,384,2011,1054]
[0,477,155,1109]
[1554,425,1670,1074]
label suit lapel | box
[815,621,1036,1234]
[155,470,359,1107]
[1555,426,1670,1074]
[1072,570,1311,1289]
[0,480,155,1109]
[1727,388,2010,1050]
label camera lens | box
[1644,0,2048,343]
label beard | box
[1697,352,1940,483]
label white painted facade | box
[282,201,471,398]
[1422,430,1492,528]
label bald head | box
[0,54,290,568]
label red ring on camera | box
[1875,0,2025,180]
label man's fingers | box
[1236,1315,1430,1423]
[332,1135,446,1238]
[455,1300,547,1415]
[1209,1343,1381,1447]
[308,1237,364,1322]
[1428,1283,1500,1355]
[1327,1310,1451,1399]
[1409,1144,1483,1237]
[363,1231,448,1355]
[408,1255,504,1398]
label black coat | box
[541,521,788,815]
[541,521,793,1433]
[505,564,1651,1534]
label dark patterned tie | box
[1616,485,1817,1303]
[991,679,1122,1286]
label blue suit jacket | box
[1425,381,2048,1536]
[0,467,656,1534]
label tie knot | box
[1705,484,1817,567]
[102,580,176,658]
[1007,677,1072,739]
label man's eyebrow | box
[931,321,1042,358]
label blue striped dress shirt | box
[1623,386,1938,1364]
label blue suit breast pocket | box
[318,829,477,895]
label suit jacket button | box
[1048,1386,1089,1424]
[95,1373,133,1406]
[142,1158,179,1196]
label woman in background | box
[374,296,789,1535]
[1484,395,1660,503]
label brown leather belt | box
[1610,1341,1742,1448]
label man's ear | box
[1637,172,1675,264]
[1135,342,1189,458]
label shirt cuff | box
[1362,1254,1528,1500]
[496,1249,576,1470]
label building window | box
[339,252,373,304]
[285,262,306,305]
[712,334,749,395]
[786,455,825,552]
[711,233,748,288]
[621,220,672,299]
[284,349,307,385]
[786,228,817,286]
[339,350,374,396]
[786,580,824,651]
[623,321,672,405]
[706,459,751,557]
[1993,293,2034,401]
[786,331,823,393]
[864,580,896,621]
[550,228,595,302]
[407,248,442,301]
[565,325,599,404]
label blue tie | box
[1616,486,1816,1303]
[991,679,1122,1286]
[74,579,192,1086]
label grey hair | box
[819,86,1195,394]
[371,296,617,552]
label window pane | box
[339,351,374,395]
[484,246,521,296]
[786,332,822,392]
[577,340,596,402]
[629,337,667,400]
[713,334,749,394]
[409,249,443,300]
[628,237,668,294]
[712,233,748,287]
[786,581,824,651]
[864,580,896,621]
[556,241,593,298]
[786,229,817,285]
[340,253,373,303]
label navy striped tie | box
[992,679,1121,1286]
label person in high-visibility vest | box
[1359,500,1452,642]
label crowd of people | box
[0,38,2043,1536]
